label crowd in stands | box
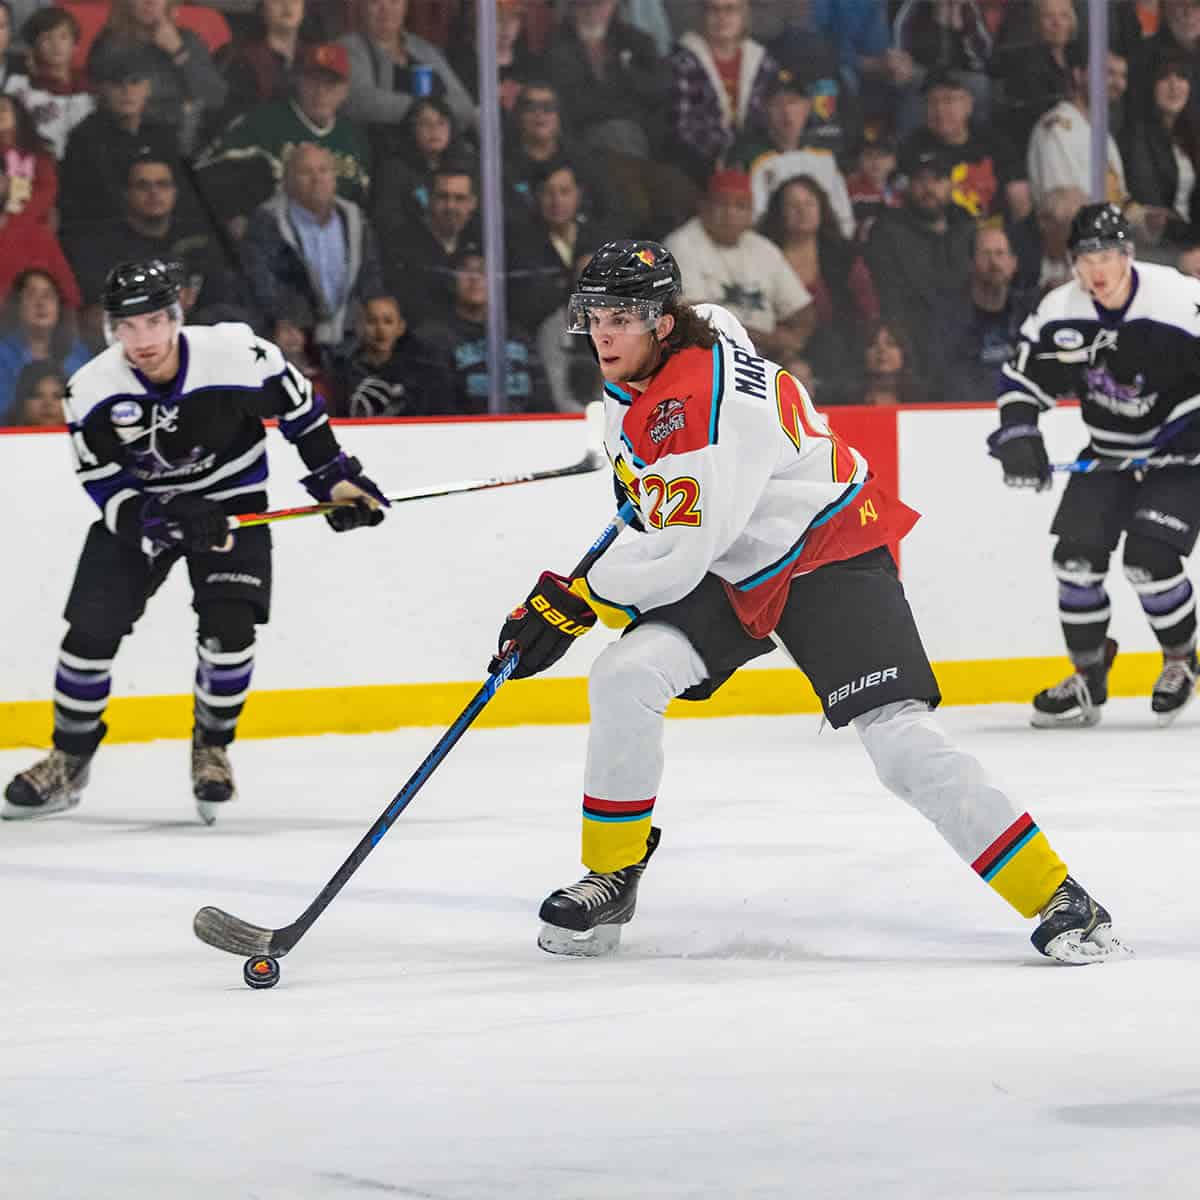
[3,0,1200,426]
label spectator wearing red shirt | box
[215,0,315,130]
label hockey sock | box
[194,602,256,747]
[1053,550,1112,659]
[581,795,657,873]
[51,630,118,756]
[970,813,1068,918]
[1123,539,1197,650]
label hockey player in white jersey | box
[489,239,1128,965]
[3,260,388,824]
[990,203,1200,727]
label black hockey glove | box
[490,572,596,679]
[144,494,232,553]
[987,424,1052,492]
[300,453,389,532]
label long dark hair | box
[3,268,78,360]
[1148,53,1200,165]
[660,297,718,356]
[759,174,844,248]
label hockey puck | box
[243,955,280,989]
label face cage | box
[103,300,184,347]
[567,294,664,336]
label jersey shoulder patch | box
[65,346,139,425]
[621,346,720,465]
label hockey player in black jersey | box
[990,204,1200,728]
[3,260,388,823]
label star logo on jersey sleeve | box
[251,343,268,363]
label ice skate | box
[192,733,236,825]
[1032,875,1131,964]
[2,749,92,820]
[1031,639,1117,729]
[538,827,661,957]
[1151,648,1198,727]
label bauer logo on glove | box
[490,572,597,679]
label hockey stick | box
[192,499,636,960]
[1053,452,1200,474]
[229,402,608,529]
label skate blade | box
[0,793,81,821]
[1030,708,1101,730]
[195,791,235,826]
[1154,693,1194,727]
[1040,924,1133,965]
[537,922,623,957]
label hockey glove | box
[987,424,1052,492]
[490,572,596,679]
[143,494,233,553]
[301,453,389,532]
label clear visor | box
[567,294,664,336]
[103,301,184,347]
[1069,240,1134,263]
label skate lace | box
[1040,883,1074,919]
[1045,673,1089,703]
[192,743,232,785]
[557,871,627,910]
[25,750,83,792]
[1156,658,1197,694]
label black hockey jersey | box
[998,262,1200,457]
[65,323,340,546]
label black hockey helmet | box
[567,240,681,334]
[1067,203,1133,259]
[101,258,182,319]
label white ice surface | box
[1,702,1197,1200]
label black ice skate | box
[1032,875,1131,964]
[1031,638,1118,729]
[2,749,92,820]
[192,733,236,825]
[537,827,661,957]
[1151,648,1198,727]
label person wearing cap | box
[4,7,93,158]
[899,66,1029,222]
[665,167,815,362]
[892,0,992,131]
[196,42,371,223]
[845,132,902,238]
[86,0,228,156]
[865,142,973,382]
[414,244,550,414]
[59,45,183,236]
[732,66,855,235]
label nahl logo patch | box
[828,667,899,707]
[648,397,687,445]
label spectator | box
[0,2,21,92]
[87,0,228,156]
[810,0,916,125]
[940,223,1035,401]
[1121,49,1200,245]
[340,0,477,160]
[0,93,79,306]
[342,294,439,416]
[994,0,1078,151]
[1138,0,1200,129]
[504,80,622,229]
[451,0,534,110]
[5,8,93,158]
[900,67,1030,221]
[538,251,603,412]
[509,160,605,331]
[415,244,550,414]
[0,269,88,414]
[240,142,385,358]
[865,145,973,380]
[371,95,468,221]
[665,168,815,362]
[759,173,878,401]
[5,359,66,426]
[893,0,992,125]
[198,43,371,222]
[669,0,776,184]
[215,0,315,127]
[58,45,180,235]
[63,154,228,325]
[768,0,859,159]
[851,318,927,405]
[377,158,480,318]
[1180,241,1200,275]
[271,305,337,403]
[846,131,902,238]
[1029,183,1086,294]
[733,66,854,235]
[1109,45,1130,138]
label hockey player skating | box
[3,260,387,824]
[989,203,1200,728]
[490,239,1128,965]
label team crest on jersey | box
[1085,365,1157,418]
[1053,328,1085,350]
[110,400,144,427]
[648,397,687,444]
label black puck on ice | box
[243,955,280,989]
